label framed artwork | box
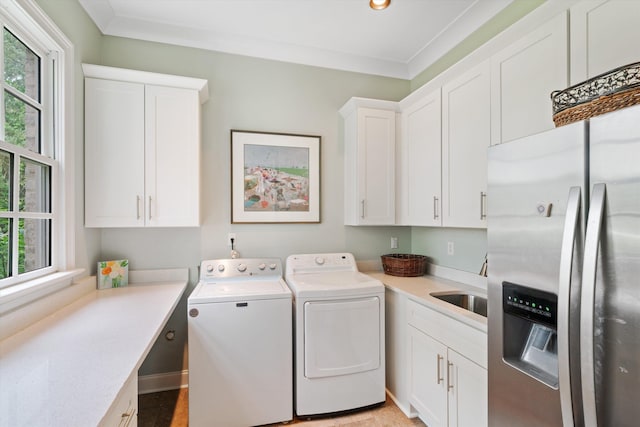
[231,130,321,223]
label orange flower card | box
[97,259,129,289]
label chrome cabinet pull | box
[360,199,365,219]
[433,196,439,220]
[447,361,454,391]
[480,191,487,220]
[581,183,606,427]
[558,187,581,427]
[148,196,152,220]
[436,354,444,384]
[136,196,141,220]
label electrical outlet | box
[391,237,398,249]
[447,241,454,256]
[228,233,236,247]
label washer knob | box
[206,264,214,273]
[217,264,225,272]
[269,263,277,270]
[237,264,247,272]
[258,263,266,270]
[315,257,325,265]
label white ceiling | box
[78,0,514,79]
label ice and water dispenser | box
[502,282,559,388]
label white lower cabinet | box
[409,326,448,426]
[407,300,487,427]
[447,348,488,427]
[385,288,414,416]
[100,371,138,427]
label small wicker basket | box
[381,254,427,277]
[551,61,640,127]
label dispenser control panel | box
[503,282,557,327]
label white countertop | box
[367,271,487,332]
[0,272,187,427]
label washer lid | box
[188,278,291,303]
[285,271,383,298]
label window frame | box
[0,0,80,314]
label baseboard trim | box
[385,389,418,419]
[138,370,189,394]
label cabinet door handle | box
[480,191,487,220]
[148,196,152,220]
[433,196,439,220]
[136,196,141,220]
[447,361,454,391]
[436,354,444,384]
[360,199,365,219]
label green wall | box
[33,0,541,377]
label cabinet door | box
[491,11,568,145]
[442,61,490,228]
[355,107,396,225]
[99,371,138,427]
[447,349,487,427]
[409,326,447,427]
[85,78,145,227]
[399,90,442,226]
[570,0,640,83]
[145,85,200,227]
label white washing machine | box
[188,258,292,427]
[285,252,385,416]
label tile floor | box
[138,388,426,427]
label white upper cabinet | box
[341,98,398,225]
[84,64,208,228]
[490,11,569,145]
[85,77,145,228]
[570,0,640,83]
[442,61,490,228]
[398,89,442,226]
[145,85,201,227]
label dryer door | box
[304,296,380,378]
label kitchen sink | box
[430,291,487,317]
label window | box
[0,27,54,285]
[0,0,77,311]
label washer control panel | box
[200,258,282,281]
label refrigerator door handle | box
[581,183,607,427]
[558,186,582,427]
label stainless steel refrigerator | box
[487,104,640,426]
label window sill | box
[0,269,86,315]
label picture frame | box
[231,130,321,223]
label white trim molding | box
[138,370,189,394]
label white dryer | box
[285,253,385,416]
[188,258,292,427]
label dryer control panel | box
[200,258,282,281]
[285,253,358,275]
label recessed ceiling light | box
[370,0,391,10]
